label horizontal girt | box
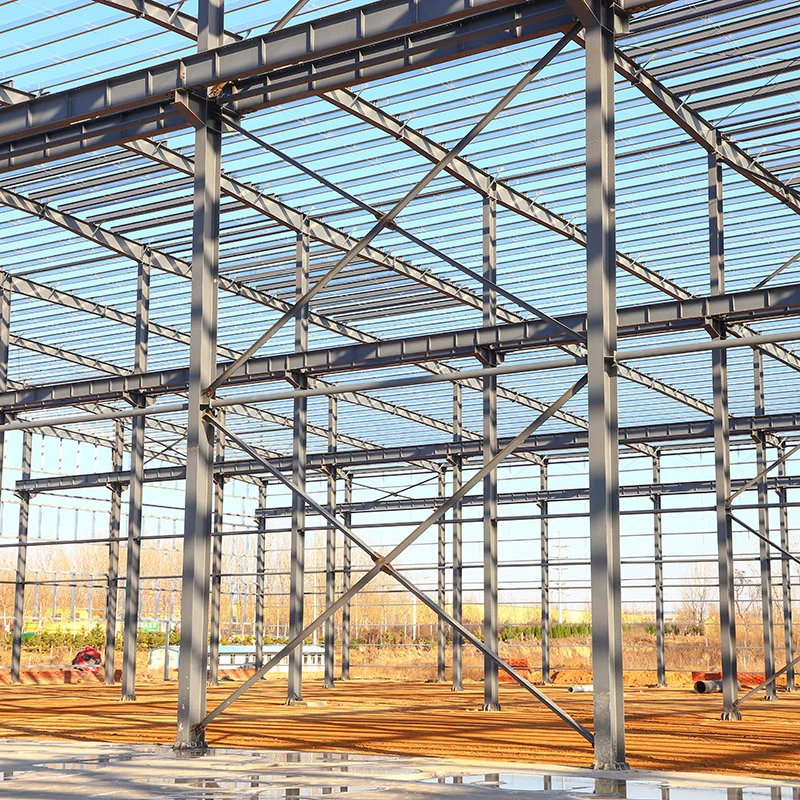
[16,411,800,493]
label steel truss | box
[0,0,798,772]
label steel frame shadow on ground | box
[0,0,799,774]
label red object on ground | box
[72,646,102,669]
[499,657,533,683]
[691,670,765,688]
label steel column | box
[341,473,352,680]
[324,396,337,690]
[777,445,795,690]
[255,481,267,671]
[437,466,447,682]
[540,459,551,684]
[709,149,741,720]
[287,225,309,705]
[451,383,464,692]
[175,0,224,749]
[0,286,10,673]
[209,411,226,687]
[10,430,32,684]
[482,190,500,712]
[105,419,124,684]
[753,351,777,699]
[653,453,666,687]
[120,259,150,701]
[586,2,627,768]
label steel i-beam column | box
[287,224,309,705]
[324,396,337,690]
[708,148,740,720]
[105,420,124,685]
[653,453,666,687]
[10,430,32,684]
[175,0,223,749]
[777,446,795,690]
[209,410,226,687]
[481,188,501,712]
[0,285,10,673]
[255,481,267,671]
[437,466,447,682]
[341,472,352,680]
[753,351,777,699]
[451,383,464,692]
[120,259,150,702]
[540,459,551,684]
[586,1,627,768]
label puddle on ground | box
[427,774,800,798]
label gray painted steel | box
[175,0,224,748]
[585,3,627,768]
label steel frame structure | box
[0,0,798,771]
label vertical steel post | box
[586,1,627,768]
[341,472,352,680]
[708,149,740,720]
[540,459,551,684]
[437,466,447,682]
[451,384,464,692]
[753,351,777,699]
[0,285,10,671]
[121,259,150,702]
[175,0,223,749]
[209,411,226,687]
[0,282,8,611]
[287,224,309,705]
[777,446,795,690]
[105,420,124,684]
[255,482,267,671]
[324,396,337,689]
[10,430,32,684]
[482,189,501,712]
[653,453,666,687]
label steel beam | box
[613,46,800,217]
[777,446,796,691]
[482,191,500,712]
[0,0,576,169]
[120,260,150,702]
[324,397,337,690]
[287,227,309,705]
[586,3,626,769]
[10,431,32,684]
[437,466,447,683]
[17,412,800,494]
[540,459,551,685]
[753,351,777,700]
[5,284,800,415]
[208,413,226,688]
[104,420,124,685]
[340,473,352,681]
[709,151,740,721]
[451,384,463,692]
[175,0,224,748]
[652,453,666,687]
[254,482,267,671]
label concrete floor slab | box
[0,740,798,799]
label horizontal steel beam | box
[3,282,800,414]
[16,411,800,493]
[0,0,575,170]
[258,473,800,516]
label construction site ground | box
[0,678,797,781]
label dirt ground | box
[0,678,797,781]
